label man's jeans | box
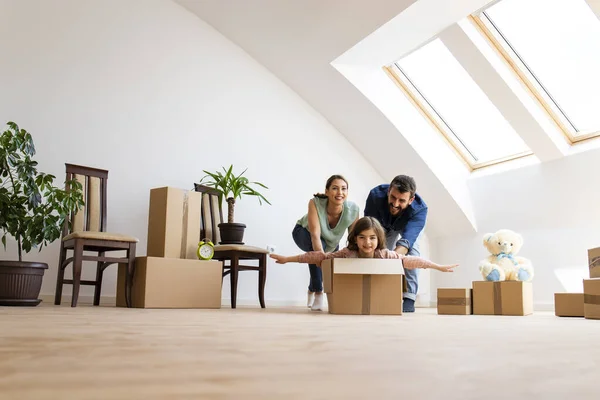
[386,231,421,301]
[292,224,338,293]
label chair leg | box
[93,252,105,306]
[54,245,67,305]
[258,254,266,309]
[71,240,84,307]
[230,256,239,309]
[125,243,136,308]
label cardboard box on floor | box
[583,278,600,319]
[147,187,202,260]
[116,256,222,308]
[437,288,472,315]
[321,258,404,315]
[588,247,600,278]
[473,281,533,316]
[554,293,584,317]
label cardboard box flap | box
[330,258,404,275]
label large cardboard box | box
[554,293,584,317]
[583,278,600,319]
[588,247,600,278]
[147,187,201,260]
[116,256,222,308]
[437,288,472,315]
[321,258,404,315]
[473,281,533,316]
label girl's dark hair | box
[314,174,348,199]
[347,217,386,251]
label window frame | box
[384,61,534,171]
[470,3,600,145]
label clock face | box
[200,245,213,259]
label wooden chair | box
[54,164,139,307]
[194,184,268,309]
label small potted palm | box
[198,165,270,244]
[0,121,84,306]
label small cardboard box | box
[583,278,600,319]
[437,288,472,315]
[554,293,584,317]
[588,247,600,278]
[116,256,222,308]
[473,281,533,316]
[321,258,404,315]
[147,187,201,260]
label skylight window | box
[475,0,600,142]
[389,38,532,170]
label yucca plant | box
[198,165,270,223]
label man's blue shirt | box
[364,184,428,250]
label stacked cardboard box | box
[116,187,223,309]
[553,247,600,318]
[583,247,600,319]
[321,258,404,315]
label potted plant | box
[198,165,270,244]
[0,121,84,306]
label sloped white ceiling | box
[174,0,479,237]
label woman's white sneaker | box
[307,291,315,308]
[311,293,324,311]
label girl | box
[292,175,359,311]
[272,217,458,306]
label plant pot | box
[218,222,246,245]
[0,261,48,306]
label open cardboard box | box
[321,258,404,315]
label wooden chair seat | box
[215,244,268,253]
[63,231,139,242]
[194,184,267,309]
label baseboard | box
[42,295,438,309]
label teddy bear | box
[478,229,534,282]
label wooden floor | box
[1,303,599,400]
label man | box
[364,175,427,313]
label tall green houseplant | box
[198,165,270,244]
[0,121,84,306]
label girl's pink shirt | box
[298,247,436,270]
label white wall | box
[0,0,385,306]
[432,148,600,308]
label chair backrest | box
[194,184,224,245]
[64,163,108,235]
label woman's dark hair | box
[314,174,348,199]
[347,217,386,251]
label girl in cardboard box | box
[271,217,458,305]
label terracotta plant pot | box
[218,223,246,245]
[0,261,48,306]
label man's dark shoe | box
[403,298,415,313]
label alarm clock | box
[197,238,215,260]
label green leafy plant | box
[0,121,85,261]
[198,165,271,223]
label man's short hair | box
[390,175,417,198]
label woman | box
[293,175,359,311]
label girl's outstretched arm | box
[379,249,458,272]
[270,248,351,266]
